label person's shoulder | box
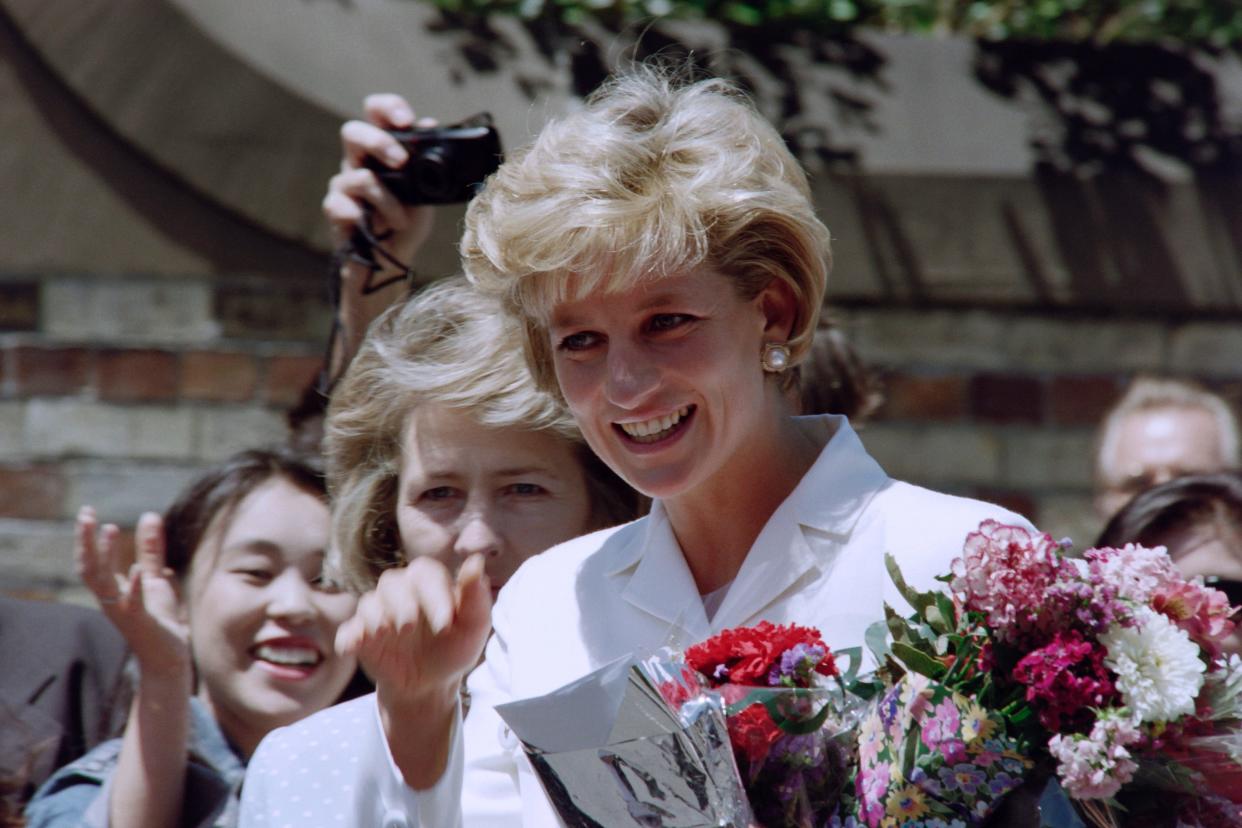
[874,481,1032,536]
[868,482,1034,593]
[253,694,377,764]
[0,597,126,660]
[29,736,122,797]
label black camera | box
[366,113,503,205]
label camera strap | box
[318,213,418,398]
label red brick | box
[12,346,92,396]
[974,488,1038,523]
[0,465,67,519]
[970,374,1044,424]
[264,355,323,407]
[181,352,259,402]
[1049,376,1123,426]
[98,350,179,402]
[875,373,967,422]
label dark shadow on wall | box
[975,39,1242,313]
[0,5,327,280]
[423,10,889,169]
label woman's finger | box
[135,512,165,576]
[84,523,126,606]
[454,553,493,639]
[125,564,146,613]
[407,559,457,636]
[340,120,407,170]
[363,93,415,130]
[322,190,365,236]
[99,524,121,577]
[326,168,409,233]
[343,592,388,655]
[74,506,98,580]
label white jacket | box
[240,416,1030,828]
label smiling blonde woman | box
[240,67,1032,828]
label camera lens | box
[414,148,454,201]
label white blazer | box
[240,416,1031,828]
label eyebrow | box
[221,539,282,556]
[415,466,558,481]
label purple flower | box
[767,642,826,685]
[938,763,987,794]
[988,771,1022,797]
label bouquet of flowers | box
[652,621,874,827]
[851,519,1242,827]
[495,621,874,827]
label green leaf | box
[935,591,959,629]
[835,645,864,685]
[725,688,835,735]
[886,604,913,645]
[865,619,891,665]
[885,552,936,616]
[924,604,950,635]
[891,641,947,680]
[901,719,921,778]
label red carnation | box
[685,621,830,688]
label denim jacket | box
[25,698,245,828]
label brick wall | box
[7,289,1240,602]
[0,275,327,602]
[840,307,1242,549]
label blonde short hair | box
[462,66,831,395]
[324,276,634,592]
[1095,375,1241,485]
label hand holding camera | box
[326,94,502,272]
[321,94,503,386]
[326,93,438,262]
[364,114,501,206]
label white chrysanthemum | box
[1100,607,1205,723]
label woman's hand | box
[323,93,438,377]
[325,93,436,271]
[336,553,491,702]
[335,554,492,789]
[76,507,190,677]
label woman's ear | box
[757,277,799,342]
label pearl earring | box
[761,342,791,373]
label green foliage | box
[422,0,1242,46]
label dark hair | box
[797,317,884,423]
[575,444,648,532]
[1095,471,1242,553]
[163,448,327,579]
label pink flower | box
[1085,544,1181,605]
[921,698,962,748]
[856,762,891,827]
[1012,630,1118,732]
[950,521,1069,643]
[1044,559,1129,634]
[1151,579,1237,661]
[1048,713,1141,799]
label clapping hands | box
[76,507,190,677]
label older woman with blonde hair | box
[241,67,1029,827]
[323,275,638,596]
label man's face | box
[1096,405,1227,520]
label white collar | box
[601,415,891,632]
